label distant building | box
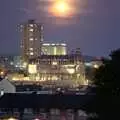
[13,56,22,68]
[42,43,67,55]
[20,20,43,61]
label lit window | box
[61,43,66,46]
[52,44,55,46]
[29,48,33,51]
[29,24,33,27]
[20,45,24,48]
[30,52,34,55]
[66,68,75,74]
[41,38,44,41]
[0,90,4,96]
[29,28,34,32]
[20,25,23,28]
[10,62,14,65]
[52,61,57,65]
[43,43,50,46]
[29,38,34,41]
[41,26,44,30]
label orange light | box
[49,0,72,17]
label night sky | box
[0,0,120,56]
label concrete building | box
[20,20,43,61]
[42,43,67,55]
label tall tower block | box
[20,20,43,62]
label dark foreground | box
[0,93,95,120]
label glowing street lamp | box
[34,118,40,120]
[8,118,17,120]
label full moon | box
[49,0,74,17]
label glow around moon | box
[36,0,87,17]
[49,0,75,17]
[36,0,87,24]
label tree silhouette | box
[88,48,120,120]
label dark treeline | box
[87,48,120,120]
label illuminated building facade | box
[42,43,67,55]
[9,19,88,87]
[8,49,87,87]
[27,52,87,87]
[20,20,43,61]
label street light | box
[34,118,40,120]
[8,118,17,120]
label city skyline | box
[0,0,120,56]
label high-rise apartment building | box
[20,20,43,61]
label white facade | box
[42,43,67,55]
[0,79,16,94]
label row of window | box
[29,37,43,41]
